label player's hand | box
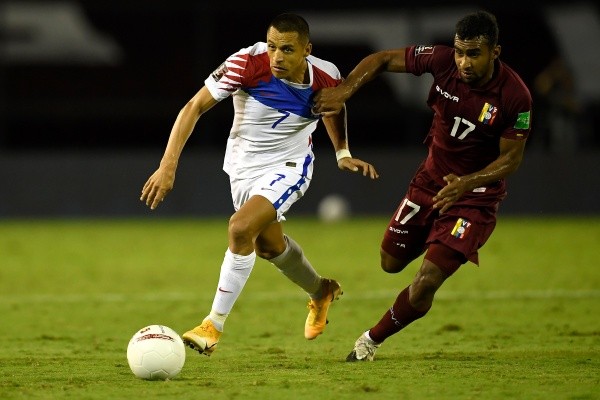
[140,167,176,210]
[432,174,468,214]
[337,157,380,179]
[312,87,346,117]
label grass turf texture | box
[0,216,598,400]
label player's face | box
[266,27,311,83]
[454,35,500,87]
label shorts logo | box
[451,218,471,239]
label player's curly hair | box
[455,11,499,47]
[268,13,310,43]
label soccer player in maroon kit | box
[313,10,532,361]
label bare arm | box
[321,105,379,179]
[433,138,527,213]
[141,86,219,209]
[321,106,349,155]
[313,48,407,115]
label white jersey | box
[204,42,342,179]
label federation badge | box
[451,218,471,239]
[478,102,498,125]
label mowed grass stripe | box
[2,289,599,304]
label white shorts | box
[230,165,313,222]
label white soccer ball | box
[126,325,186,380]
[317,194,351,222]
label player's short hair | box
[268,13,310,43]
[455,11,499,47]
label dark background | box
[2,1,599,217]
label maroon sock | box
[368,286,430,343]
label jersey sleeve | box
[405,45,454,77]
[501,84,532,141]
[204,43,261,101]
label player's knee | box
[412,264,444,293]
[409,260,449,310]
[228,214,252,243]
[254,242,285,260]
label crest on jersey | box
[414,46,434,56]
[451,218,471,239]
[211,62,229,81]
[478,102,498,125]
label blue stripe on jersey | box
[272,154,313,210]
[246,76,316,119]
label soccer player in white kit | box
[140,13,378,356]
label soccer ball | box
[317,194,351,222]
[126,325,186,380]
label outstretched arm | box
[141,86,219,210]
[321,105,379,180]
[313,48,407,116]
[432,138,527,214]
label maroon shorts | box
[381,169,500,266]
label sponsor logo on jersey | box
[478,102,498,125]
[451,218,471,239]
[388,226,409,234]
[436,85,459,102]
[514,110,531,129]
[414,45,434,56]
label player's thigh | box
[230,195,278,236]
[428,206,497,265]
[246,168,311,222]
[381,186,436,269]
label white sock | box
[208,310,227,332]
[209,249,256,330]
[269,235,322,298]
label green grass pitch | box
[0,216,598,399]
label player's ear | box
[305,42,312,57]
[493,45,501,59]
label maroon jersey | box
[405,45,532,202]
